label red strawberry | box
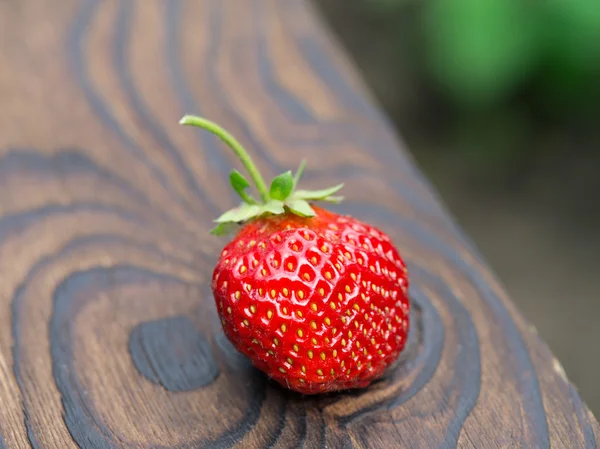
[180,115,410,394]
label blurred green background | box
[316,0,600,415]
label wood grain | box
[0,0,597,447]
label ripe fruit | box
[180,115,410,394]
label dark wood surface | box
[0,0,597,447]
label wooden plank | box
[0,0,597,447]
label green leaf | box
[321,195,344,204]
[286,200,316,217]
[210,223,237,236]
[290,184,344,201]
[269,171,294,201]
[230,169,250,191]
[229,170,257,204]
[293,160,306,186]
[215,204,261,223]
[213,200,289,229]
[262,200,285,215]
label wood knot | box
[129,316,219,391]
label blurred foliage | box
[320,0,600,181]
[422,0,600,111]
[360,0,600,112]
[423,0,538,108]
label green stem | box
[179,115,270,203]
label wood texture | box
[0,0,597,447]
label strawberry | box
[180,115,410,394]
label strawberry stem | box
[179,115,270,203]
[179,115,345,235]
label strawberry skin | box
[212,206,409,394]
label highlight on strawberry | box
[180,115,410,394]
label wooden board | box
[0,0,597,447]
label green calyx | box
[179,115,344,236]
